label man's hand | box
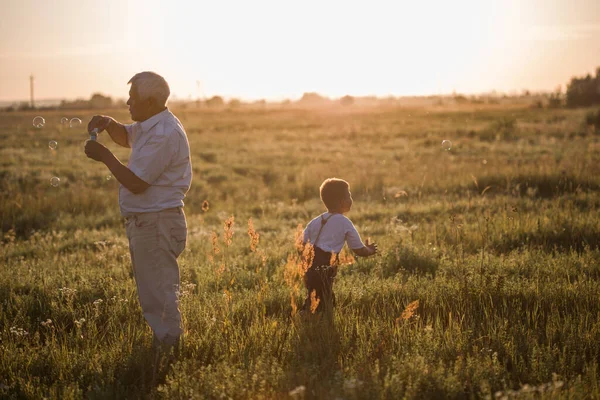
[84,140,110,162]
[88,115,113,134]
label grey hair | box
[128,71,170,106]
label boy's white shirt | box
[303,212,365,253]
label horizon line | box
[0,89,560,105]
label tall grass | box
[1,105,599,398]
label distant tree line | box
[566,67,600,107]
[59,93,125,110]
[2,93,124,112]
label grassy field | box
[1,103,600,399]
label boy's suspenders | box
[310,214,338,273]
[312,213,333,248]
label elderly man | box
[85,71,192,349]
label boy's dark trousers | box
[302,246,337,313]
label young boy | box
[302,178,378,313]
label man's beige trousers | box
[125,208,187,341]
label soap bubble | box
[482,159,488,165]
[48,140,58,150]
[441,140,452,151]
[69,118,82,128]
[33,116,45,128]
[106,175,112,181]
[50,177,61,187]
[60,117,69,125]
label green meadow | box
[1,103,600,399]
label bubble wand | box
[90,128,98,141]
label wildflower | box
[173,281,197,298]
[258,249,267,267]
[343,378,363,392]
[293,224,304,252]
[40,319,53,327]
[201,200,210,212]
[74,318,86,328]
[58,287,77,296]
[300,243,315,274]
[3,228,16,243]
[223,215,235,246]
[289,385,306,399]
[180,281,197,297]
[394,190,408,198]
[93,299,103,306]
[290,292,298,317]
[10,326,29,336]
[247,218,260,252]
[309,290,320,314]
[211,232,221,255]
[215,262,226,277]
[223,289,232,305]
[400,300,419,321]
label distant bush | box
[453,94,469,104]
[206,96,225,108]
[340,95,354,106]
[584,109,600,131]
[228,99,241,108]
[566,67,600,107]
[547,91,562,108]
[89,93,113,109]
[58,93,114,110]
[298,92,328,106]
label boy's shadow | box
[288,310,342,393]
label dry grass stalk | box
[223,215,235,246]
[309,290,320,314]
[201,200,210,212]
[247,218,260,252]
[400,299,420,320]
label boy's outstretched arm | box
[352,240,378,257]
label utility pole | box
[30,74,35,109]
[196,80,201,107]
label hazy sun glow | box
[1,0,598,102]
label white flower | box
[289,385,306,399]
[59,287,77,296]
[10,326,29,336]
[343,378,363,391]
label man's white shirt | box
[119,109,192,216]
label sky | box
[0,0,599,102]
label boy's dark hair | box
[320,178,349,210]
